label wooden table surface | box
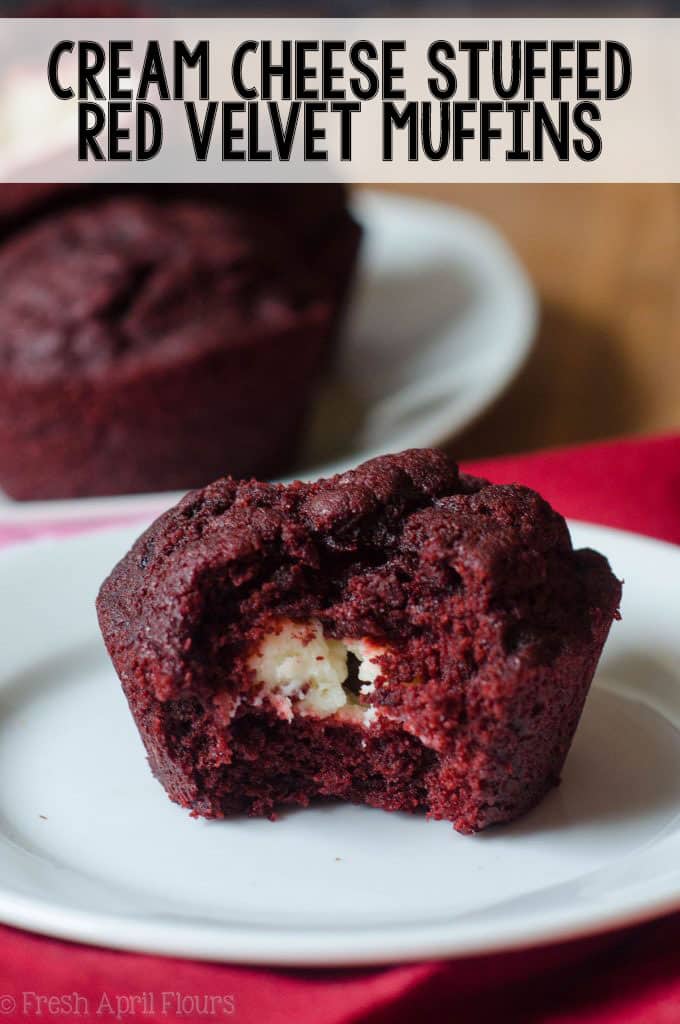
[374,184,680,461]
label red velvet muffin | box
[97,449,621,834]
[0,185,359,499]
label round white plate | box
[0,189,537,522]
[0,520,678,965]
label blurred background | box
[383,181,680,461]
[1,2,678,500]
[3,1,680,10]
[4,0,680,10]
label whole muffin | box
[0,186,360,499]
[97,449,621,834]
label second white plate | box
[0,521,678,965]
[0,189,537,522]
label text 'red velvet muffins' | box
[0,185,360,499]
[97,449,621,833]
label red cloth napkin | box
[1,432,679,1024]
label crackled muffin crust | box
[97,449,621,833]
[0,186,360,498]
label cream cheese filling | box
[247,619,385,727]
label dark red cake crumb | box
[0,186,360,499]
[97,449,622,833]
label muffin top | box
[0,194,330,380]
[98,449,621,701]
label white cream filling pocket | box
[247,619,385,726]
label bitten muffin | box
[0,185,360,499]
[97,449,621,834]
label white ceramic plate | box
[0,189,537,522]
[0,520,678,965]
